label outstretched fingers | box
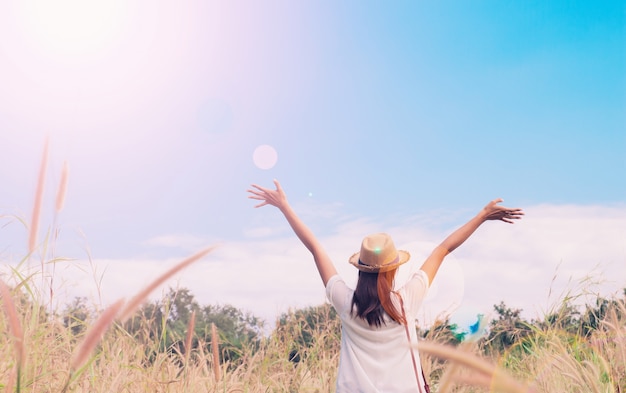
[247,186,269,208]
[249,183,270,193]
[246,189,263,200]
[485,199,525,223]
[247,194,269,208]
[501,207,524,223]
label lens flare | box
[252,144,278,170]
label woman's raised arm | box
[248,179,338,286]
[420,198,524,285]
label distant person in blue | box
[248,179,524,393]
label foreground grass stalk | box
[212,322,221,382]
[29,138,49,255]
[62,298,125,392]
[182,310,196,390]
[417,340,536,393]
[118,246,217,322]
[71,298,125,371]
[55,161,69,214]
[0,279,24,392]
[49,160,69,311]
[184,310,196,366]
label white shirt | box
[325,270,430,393]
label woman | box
[248,179,523,393]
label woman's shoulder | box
[326,274,351,298]
[325,274,344,288]
[325,274,353,313]
[397,269,429,299]
[404,269,430,289]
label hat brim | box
[348,250,411,273]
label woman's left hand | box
[481,198,524,223]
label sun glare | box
[19,0,126,55]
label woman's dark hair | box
[351,269,405,327]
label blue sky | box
[1,1,624,330]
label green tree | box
[277,303,340,363]
[484,301,532,355]
[123,287,263,365]
[422,318,467,346]
[200,302,264,363]
[580,288,626,337]
[537,299,581,335]
[62,296,91,336]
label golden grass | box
[1,269,624,392]
[70,298,125,372]
[0,279,24,371]
[1,246,218,392]
[211,322,220,383]
[184,310,196,367]
[417,341,535,393]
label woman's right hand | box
[247,179,288,210]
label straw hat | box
[349,233,410,273]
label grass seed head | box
[0,279,24,367]
[71,298,125,371]
[29,138,49,253]
[118,245,217,322]
[56,160,69,213]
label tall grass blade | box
[118,246,217,322]
[212,322,221,382]
[55,160,69,213]
[49,160,69,309]
[417,340,535,393]
[0,279,24,392]
[185,309,196,365]
[29,138,49,254]
[71,298,125,371]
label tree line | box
[62,286,626,365]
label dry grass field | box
[1,255,624,392]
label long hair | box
[351,269,406,327]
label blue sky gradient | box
[1,0,624,329]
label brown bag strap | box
[397,293,430,393]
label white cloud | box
[142,233,209,250]
[449,203,626,327]
[241,226,283,239]
[4,203,625,334]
